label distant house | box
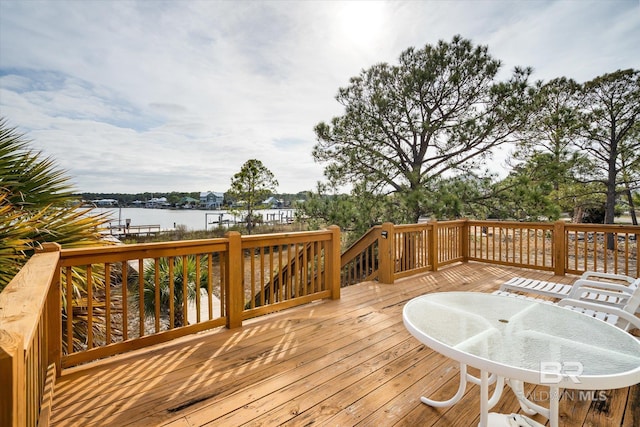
[92,199,118,207]
[145,197,169,208]
[200,191,224,209]
[180,197,199,209]
[262,196,283,208]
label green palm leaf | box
[1,117,115,353]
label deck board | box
[51,262,637,426]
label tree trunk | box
[175,307,184,328]
[572,205,584,223]
[625,187,638,225]
[247,205,253,235]
[604,149,618,226]
[604,125,618,249]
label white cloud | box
[1,0,638,193]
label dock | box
[108,224,162,237]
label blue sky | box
[1,0,638,194]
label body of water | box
[93,207,296,231]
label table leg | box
[421,363,509,427]
[479,370,489,427]
[507,379,543,416]
[506,379,562,426]
[421,363,468,407]
[421,363,519,427]
[549,385,560,427]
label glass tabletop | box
[403,292,640,389]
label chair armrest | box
[558,298,640,332]
[579,271,636,284]
[569,279,635,298]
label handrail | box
[392,222,434,279]
[466,220,556,272]
[0,243,61,427]
[435,220,467,267]
[58,237,231,367]
[564,223,639,276]
[240,228,338,320]
[339,225,381,285]
[339,220,638,286]
[57,228,340,368]
[341,226,381,268]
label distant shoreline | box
[93,206,297,233]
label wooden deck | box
[50,262,639,427]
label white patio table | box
[403,291,640,427]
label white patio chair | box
[495,273,640,332]
[496,272,639,312]
[556,294,640,332]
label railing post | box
[429,219,439,272]
[37,243,62,378]
[327,225,341,299]
[379,222,395,284]
[225,231,243,329]
[461,219,469,262]
[0,330,25,427]
[553,220,566,276]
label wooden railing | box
[434,221,467,267]
[465,221,638,277]
[1,220,638,426]
[58,237,230,367]
[391,223,434,280]
[466,221,555,271]
[339,220,638,285]
[564,223,639,277]
[0,228,340,427]
[57,227,340,367]
[0,244,60,427]
[340,225,381,286]
[241,228,339,319]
